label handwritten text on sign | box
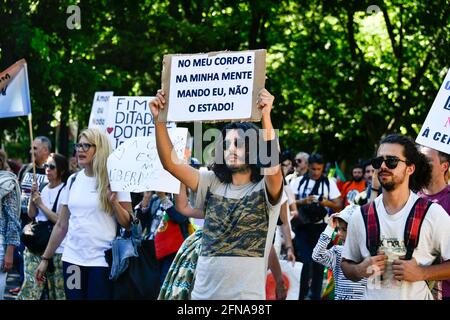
[416,69,450,154]
[167,52,255,121]
[88,91,113,132]
[105,96,175,149]
[107,128,188,193]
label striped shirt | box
[312,225,366,300]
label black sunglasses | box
[74,143,95,152]
[43,163,56,170]
[295,159,302,164]
[371,156,408,170]
[224,138,246,150]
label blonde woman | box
[35,128,132,300]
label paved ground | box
[3,271,20,300]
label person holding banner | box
[150,88,283,300]
[17,153,69,300]
[11,136,51,296]
[34,128,132,300]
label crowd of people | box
[0,88,449,300]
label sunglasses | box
[43,163,56,170]
[371,156,408,170]
[295,159,302,164]
[74,143,95,152]
[224,138,246,150]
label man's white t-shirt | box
[60,169,131,267]
[290,175,341,201]
[290,175,341,223]
[342,192,450,300]
[36,183,66,254]
[192,171,283,300]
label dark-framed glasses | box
[295,158,302,164]
[74,143,95,152]
[371,156,408,170]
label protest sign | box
[266,260,302,300]
[159,49,266,123]
[88,91,113,132]
[105,96,175,149]
[416,69,450,154]
[107,128,188,193]
[0,59,31,119]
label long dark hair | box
[379,134,431,191]
[49,153,70,183]
[211,122,263,184]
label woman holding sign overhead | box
[35,128,132,300]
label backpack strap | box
[404,197,432,260]
[321,176,330,197]
[69,172,78,190]
[51,182,66,213]
[361,202,380,256]
[297,174,309,199]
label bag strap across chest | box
[361,197,431,259]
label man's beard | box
[227,163,250,173]
[378,170,405,191]
[353,176,363,182]
[380,180,396,191]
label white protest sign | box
[105,96,175,149]
[266,260,302,300]
[159,50,266,123]
[107,128,188,193]
[88,91,113,131]
[416,69,450,154]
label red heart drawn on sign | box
[106,127,114,134]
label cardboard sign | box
[105,96,175,149]
[88,91,113,132]
[416,69,450,154]
[159,50,266,123]
[107,128,188,193]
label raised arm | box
[174,183,205,219]
[312,215,338,268]
[258,89,283,205]
[150,90,199,192]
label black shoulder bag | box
[21,183,65,255]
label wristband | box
[371,187,379,192]
[41,255,51,261]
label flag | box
[334,161,346,182]
[0,59,31,119]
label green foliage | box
[1,0,449,165]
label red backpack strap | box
[404,197,432,260]
[361,202,380,256]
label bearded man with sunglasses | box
[341,134,450,299]
[150,88,284,300]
